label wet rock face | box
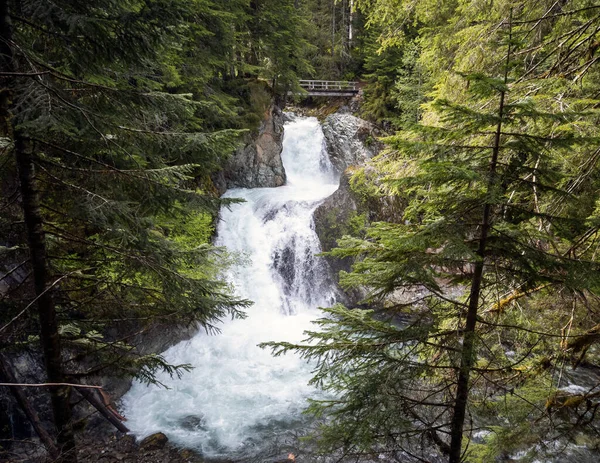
[321,113,383,176]
[272,242,296,294]
[313,174,367,305]
[217,106,286,191]
[0,349,53,454]
[178,414,207,432]
[313,174,359,257]
[313,113,383,306]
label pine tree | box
[248,0,315,93]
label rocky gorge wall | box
[312,112,388,305]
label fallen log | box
[76,387,129,433]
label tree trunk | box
[348,0,353,46]
[448,96,505,463]
[448,14,512,461]
[15,135,78,463]
[331,0,336,58]
[1,2,77,460]
[76,388,129,434]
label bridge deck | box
[293,80,360,97]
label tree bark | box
[331,0,336,58]
[1,1,77,460]
[76,388,130,434]
[348,0,353,46]
[448,101,504,463]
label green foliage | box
[317,207,368,253]
[248,0,315,92]
[354,1,426,127]
[266,3,600,461]
[348,166,387,205]
[155,203,214,251]
[130,353,193,388]
[300,0,364,80]
[262,304,446,458]
[0,0,260,387]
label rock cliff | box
[321,112,382,175]
[214,106,286,191]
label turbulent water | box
[122,117,340,461]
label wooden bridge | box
[294,80,360,97]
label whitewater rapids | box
[121,117,340,460]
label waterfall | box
[122,116,340,460]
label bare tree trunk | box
[1,2,77,461]
[331,0,336,58]
[341,0,346,54]
[348,0,353,46]
[76,388,129,434]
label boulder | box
[139,432,169,451]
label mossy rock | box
[140,432,168,451]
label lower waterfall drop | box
[122,116,340,460]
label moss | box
[317,207,367,252]
[220,78,274,132]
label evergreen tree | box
[298,0,364,80]
[248,0,315,93]
[265,3,600,461]
[0,0,252,458]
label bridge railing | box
[298,80,359,92]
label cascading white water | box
[122,117,339,460]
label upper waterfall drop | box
[281,116,338,188]
[121,116,340,460]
